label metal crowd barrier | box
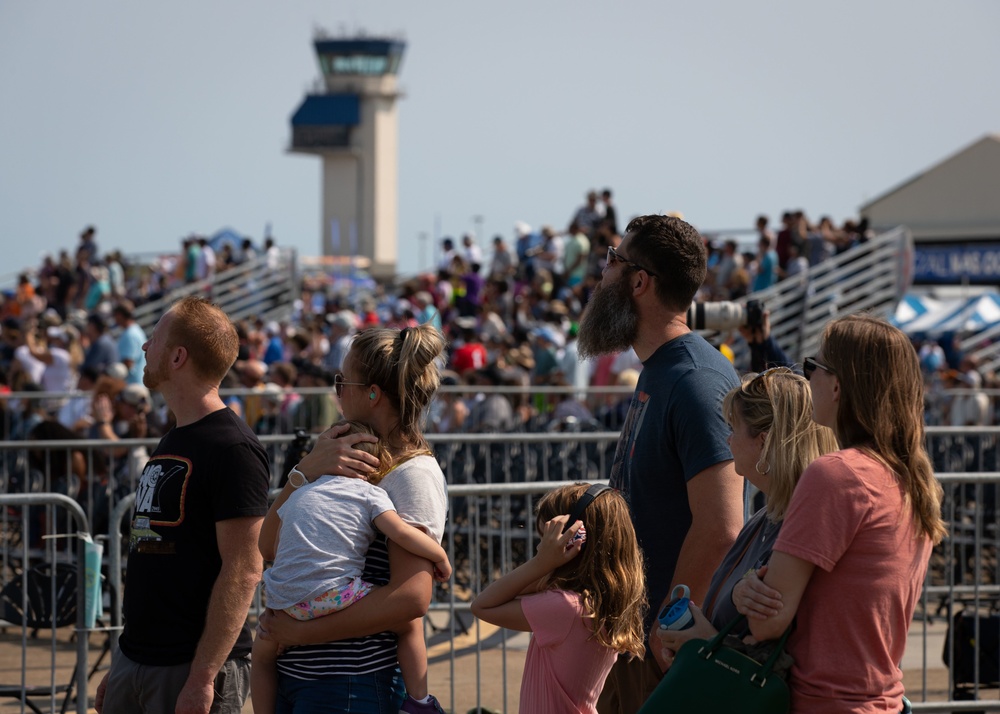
[7,429,1000,711]
[0,493,93,714]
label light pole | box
[472,215,484,243]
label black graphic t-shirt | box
[119,408,270,666]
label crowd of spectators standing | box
[0,197,994,474]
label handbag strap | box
[755,620,794,682]
[701,614,794,684]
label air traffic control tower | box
[290,37,405,279]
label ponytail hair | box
[349,324,446,455]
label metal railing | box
[5,427,1000,711]
[703,226,913,368]
[0,493,93,714]
[132,247,298,332]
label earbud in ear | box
[369,391,376,400]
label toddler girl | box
[252,420,451,714]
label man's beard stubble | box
[577,275,640,359]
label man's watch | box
[287,465,308,489]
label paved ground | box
[0,615,981,714]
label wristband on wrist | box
[288,465,308,488]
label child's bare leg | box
[394,617,428,699]
[251,632,280,714]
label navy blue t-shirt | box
[609,333,739,636]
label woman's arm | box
[258,538,435,647]
[470,516,581,632]
[373,510,451,581]
[295,422,380,481]
[745,552,815,641]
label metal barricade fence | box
[9,429,1000,711]
[0,384,638,441]
[0,493,93,714]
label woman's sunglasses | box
[803,357,834,381]
[333,373,367,397]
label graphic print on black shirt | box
[130,455,191,554]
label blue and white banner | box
[914,244,1000,284]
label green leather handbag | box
[637,615,793,714]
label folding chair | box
[0,562,83,714]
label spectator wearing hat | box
[91,382,155,490]
[413,292,443,334]
[113,300,148,385]
[513,221,541,283]
[450,320,487,377]
[261,322,285,365]
[530,325,564,385]
[323,311,356,373]
[84,264,112,311]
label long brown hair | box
[821,314,946,543]
[535,483,646,658]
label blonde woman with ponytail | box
[739,314,946,714]
[258,324,451,714]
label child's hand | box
[534,515,584,570]
[433,557,452,582]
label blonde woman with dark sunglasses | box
[657,368,837,661]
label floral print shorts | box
[285,576,374,621]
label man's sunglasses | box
[606,245,658,278]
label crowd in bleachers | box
[2,194,989,448]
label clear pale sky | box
[1,0,998,283]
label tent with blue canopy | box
[891,294,943,331]
[893,293,1000,338]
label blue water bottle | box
[658,584,694,631]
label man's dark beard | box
[577,276,639,359]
